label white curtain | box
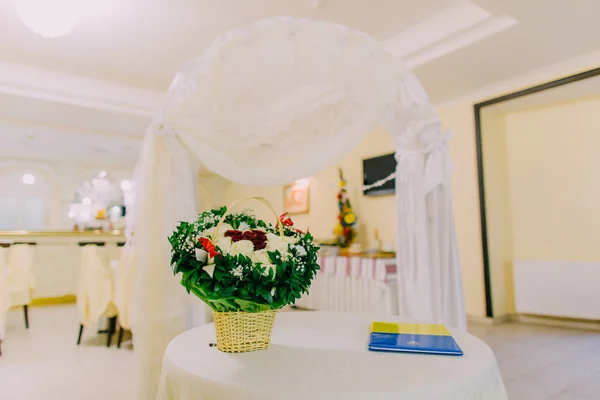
[128,130,209,400]
[382,68,466,330]
[128,17,466,399]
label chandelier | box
[14,0,88,38]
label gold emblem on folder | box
[408,341,419,346]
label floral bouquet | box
[168,197,319,352]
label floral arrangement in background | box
[333,168,357,247]
[168,205,320,312]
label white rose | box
[285,236,299,245]
[294,245,307,257]
[230,240,254,256]
[266,233,290,254]
[203,222,233,240]
[215,236,232,253]
[251,250,276,277]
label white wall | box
[222,127,397,250]
[504,98,600,261]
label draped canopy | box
[128,17,465,400]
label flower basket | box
[169,197,320,353]
[212,309,276,352]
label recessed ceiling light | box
[13,0,86,39]
[22,173,35,185]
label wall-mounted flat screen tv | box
[363,153,396,196]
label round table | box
[158,312,507,400]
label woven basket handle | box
[213,197,284,240]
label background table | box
[158,312,507,400]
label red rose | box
[243,230,267,250]
[200,237,219,258]
[225,229,244,242]
[280,213,294,227]
[225,229,267,250]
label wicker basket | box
[212,309,277,353]
[210,197,283,353]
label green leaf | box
[233,299,273,312]
[220,286,236,297]
[261,290,273,303]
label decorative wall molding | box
[405,15,518,69]
[0,118,145,141]
[385,1,517,69]
[437,48,600,107]
[0,61,163,117]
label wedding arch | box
[128,17,465,399]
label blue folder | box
[368,322,463,356]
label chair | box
[76,245,118,347]
[0,248,10,356]
[113,247,135,348]
[6,244,34,329]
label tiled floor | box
[469,322,600,399]
[1,305,599,399]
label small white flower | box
[240,208,255,217]
[238,221,251,232]
[231,265,244,279]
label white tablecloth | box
[158,312,507,400]
[295,255,398,314]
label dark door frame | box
[474,66,600,317]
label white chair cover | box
[113,247,135,330]
[6,244,34,307]
[0,248,9,339]
[76,245,115,328]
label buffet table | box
[0,231,125,301]
[295,254,398,314]
[158,312,507,400]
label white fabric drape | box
[129,129,209,400]
[129,17,466,399]
[0,249,9,339]
[162,17,397,186]
[380,67,466,330]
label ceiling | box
[0,0,599,165]
[416,0,600,103]
[0,0,458,91]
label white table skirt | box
[158,312,507,400]
[295,256,397,314]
